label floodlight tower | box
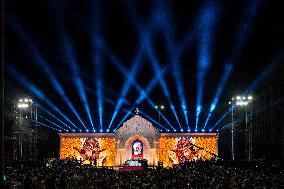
[229,95,253,161]
[14,98,38,160]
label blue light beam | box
[94,37,175,130]
[196,2,218,129]
[8,16,87,129]
[91,42,104,132]
[144,32,182,129]
[211,51,284,131]
[62,33,94,130]
[32,120,60,132]
[108,48,143,129]
[37,104,74,131]
[204,0,263,128]
[38,114,68,131]
[7,65,79,130]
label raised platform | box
[59,115,219,167]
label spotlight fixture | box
[100,129,103,132]
[160,105,165,109]
[155,105,158,109]
[233,95,253,107]
[173,129,176,132]
[17,98,33,109]
[195,129,198,132]
[93,129,96,132]
[187,129,191,132]
[86,129,89,132]
[17,103,29,108]
[180,129,183,132]
[202,129,205,132]
[79,129,82,132]
[72,129,75,132]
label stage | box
[59,115,218,167]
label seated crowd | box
[3,159,284,188]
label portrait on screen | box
[132,139,143,159]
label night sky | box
[5,0,284,138]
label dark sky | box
[5,0,284,133]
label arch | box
[116,135,156,165]
[125,135,151,161]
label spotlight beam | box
[88,0,105,132]
[59,69,152,130]
[203,64,233,128]
[140,111,168,131]
[37,104,73,131]
[196,2,218,130]
[126,0,189,129]
[210,107,232,130]
[62,33,94,131]
[7,65,79,130]
[153,16,195,128]
[135,65,169,104]
[105,97,166,131]
[150,0,201,129]
[211,52,284,131]
[204,0,264,128]
[8,15,87,129]
[107,47,143,129]
[144,31,182,129]
[32,120,60,132]
[95,38,175,130]
[91,41,104,132]
[70,4,178,131]
[110,52,175,130]
[38,114,67,131]
[69,9,176,131]
[245,51,284,94]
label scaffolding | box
[13,99,38,161]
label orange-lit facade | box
[59,115,218,167]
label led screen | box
[159,137,217,167]
[60,137,115,166]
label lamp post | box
[229,99,235,161]
[229,95,253,161]
[155,105,165,124]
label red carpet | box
[119,166,143,171]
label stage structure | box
[59,115,218,167]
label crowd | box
[3,159,284,188]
